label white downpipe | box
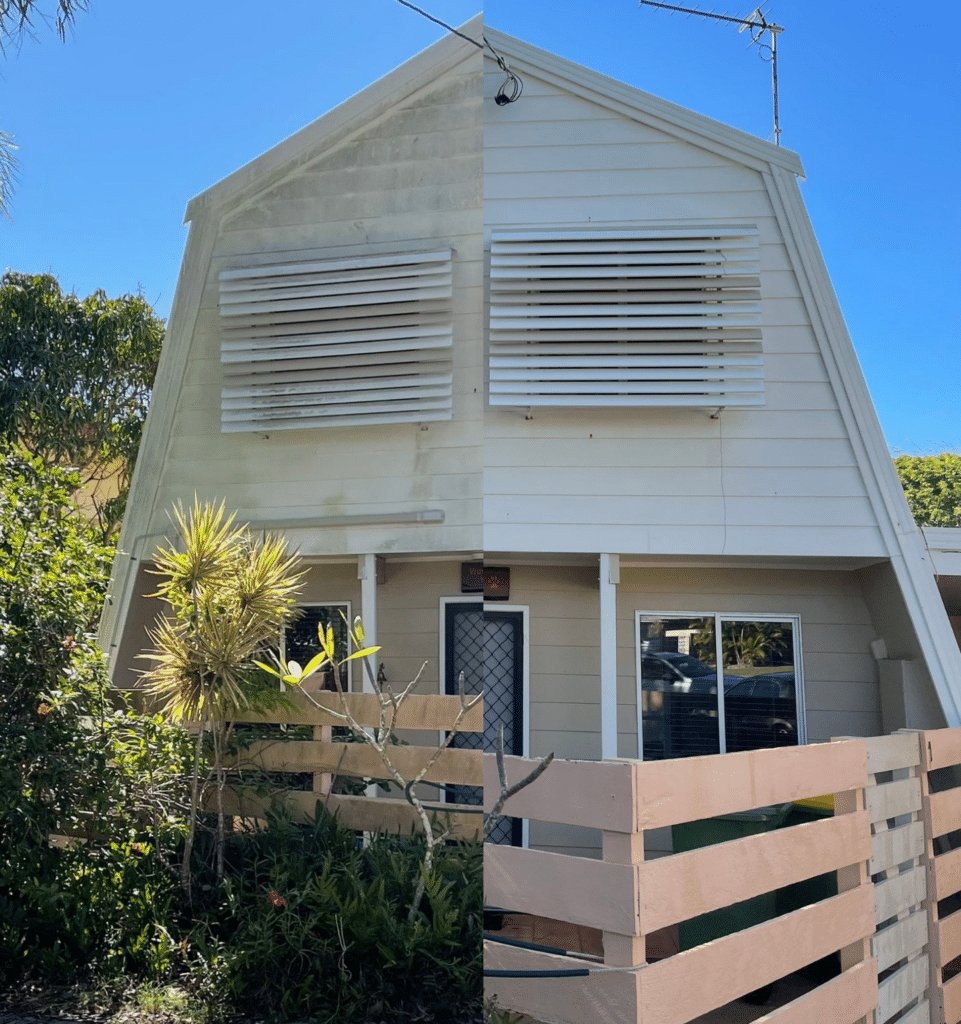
[599,553,619,760]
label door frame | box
[439,597,531,846]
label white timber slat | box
[219,250,453,431]
[871,910,929,974]
[489,225,764,409]
[877,954,929,1023]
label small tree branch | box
[484,726,554,841]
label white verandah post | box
[358,553,379,693]
[599,553,619,760]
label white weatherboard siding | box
[140,48,483,561]
[482,58,883,559]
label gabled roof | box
[483,26,804,179]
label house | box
[99,16,961,857]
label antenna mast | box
[639,1,785,145]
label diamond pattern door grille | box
[446,604,523,845]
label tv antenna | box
[639,2,784,145]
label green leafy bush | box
[186,808,482,1022]
[0,446,192,984]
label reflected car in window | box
[724,673,798,752]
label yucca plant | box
[140,499,304,896]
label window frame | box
[634,610,805,759]
[282,601,353,692]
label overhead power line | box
[392,0,522,104]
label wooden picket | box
[860,732,931,1024]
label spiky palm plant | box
[140,499,304,895]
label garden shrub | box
[186,807,482,1022]
[0,465,482,1018]
[0,446,193,984]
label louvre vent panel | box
[220,251,453,431]
[489,227,764,408]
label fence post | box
[919,729,949,1024]
[313,724,332,797]
[834,738,875,1024]
[602,827,645,969]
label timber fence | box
[484,730,961,1024]
[219,688,483,840]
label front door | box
[445,603,524,845]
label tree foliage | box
[0,444,191,983]
[0,271,164,538]
[141,500,304,894]
[0,0,85,48]
[894,452,961,528]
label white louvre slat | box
[221,409,452,433]
[220,249,451,282]
[492,226,760,242]
[492,354,763,369]
[489,392,765,407]
[223,378,450,409]
[221,284,452,319]
[219,251,453,431]
[224,361,452,392]
[489,226,764,409]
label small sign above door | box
[460,562,510,601]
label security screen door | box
[445,603,523,846]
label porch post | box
[358,553,378,694]
[599,553,619,760]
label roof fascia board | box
[484,27,804,179]
[99,212,220,675]
[766,162,961,724]
[185,14,483,223]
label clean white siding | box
[151,59,483,557]
[482,65,883,558]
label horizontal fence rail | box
[218,689,483,840]
[487,737,942,1024]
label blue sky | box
[1,0,958,453]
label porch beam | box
[599,553,619,759]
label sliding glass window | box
[636,613,802,760]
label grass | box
[1,981,222,1024]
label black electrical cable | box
[392,0,523,104]
[483,933,569,956]
[393,0,481,48]
[485,968,590,978]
